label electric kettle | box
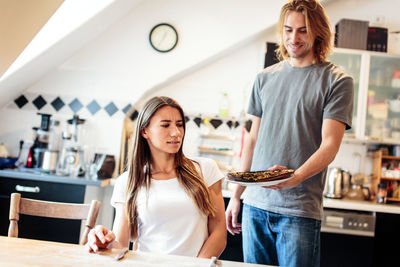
[324,167,351,199]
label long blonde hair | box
[125,96,216,240]
[276,0,332,64]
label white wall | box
[0,0,285,170]
[1,0,398,177]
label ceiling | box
[0,0,64,78]
[0,0,144,108]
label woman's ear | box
[141,128,148,139]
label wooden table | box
[0,236,271,266]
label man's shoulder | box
[320,61,348,74]
[316,61,353,81]
[259,60,286,76]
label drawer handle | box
[15,185,40,193]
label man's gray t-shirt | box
[244,60,354,220]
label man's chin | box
[288,51,304,58]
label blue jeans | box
[242,204,321,267]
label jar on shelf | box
[376,183,387,204]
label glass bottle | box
[219,92,229,117]
[376,183,387,204]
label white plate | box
[226,176,293,186]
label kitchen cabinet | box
[330,48,400,143]
[373,212,400,267]
[372,150,400,202]
[0,177,85,243]
[0,170,111,244]
[329,50,362,137]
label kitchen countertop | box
[0,169,111,187]
[222,189,400,215]
[323,197,400,214]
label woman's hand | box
[85,225,116,252]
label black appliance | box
[367,27,388,52]
[321,208,375,267]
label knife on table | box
[114,248,129,261]
[208,256,218,267]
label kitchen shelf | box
[198,131,238,174]
[372,150,400,201]
[381,155,400,160]
[342,136,400,146]
[200,134,236,141]
[381,177,400,181]
[387,197,400,202]
[198,146,235,156]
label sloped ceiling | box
[0,0,144,108]
[0,0,64,78]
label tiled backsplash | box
[11,93,133,118]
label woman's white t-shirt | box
[110,157,223,257]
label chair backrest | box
[8,193,101,245]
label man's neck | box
[289,53,315,67]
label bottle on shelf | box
[376,183,387,204]
[219,92,229,117]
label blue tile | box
[14,95,28,108]
[122,104,132,114]
[32,95,47,110]
[51,97,65,111]
[87,100,101,115]
[69,98,83,113]
[104,102,118,117]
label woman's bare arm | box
[197,180,227,258]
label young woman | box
[86,96,226,258]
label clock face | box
[149,23,178,53]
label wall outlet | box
[371,15,385,27]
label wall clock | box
[149,23,179,53]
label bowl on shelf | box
[0,157,18,169]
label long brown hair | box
[276,0,332,64]
[125,96,216,240]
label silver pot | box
[324,167,351,199]
[33,148,59,171]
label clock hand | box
[156,31,168,47]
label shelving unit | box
[198,146,235,156]
[372,150,400,202]
[197,133,237,172]
[200,134,236,141]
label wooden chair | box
[8,193,101,245]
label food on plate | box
[227,169,294,183]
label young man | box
[225,1,354,266]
